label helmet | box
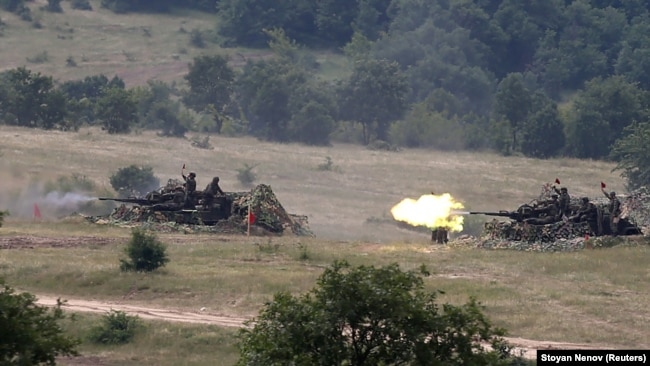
[610,191,616,196]
[581,197,589,203]
[560,187,567,192]
[189,172,196,178]
[213,177,220,182]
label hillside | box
[0,125,626,242]
[0,0,272,86]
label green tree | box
[520,95,565,158]
[494,73,532,153]
[0,211,7,227]
[0,67,68,129]
[237,261,519,366]
[236,59,307,141]
[109,165,159,197]
[0,280,80,364]
[183,55,235,133]
[610,121,650,190]
[97,87,137,134]
[565,76,646,159]
[615,14,650,90]
[338,59,408,144]
[287,82,338,146]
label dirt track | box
[3,235,620,360]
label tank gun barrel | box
[468,211,523,221]
[98,197,153,205]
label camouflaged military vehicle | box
[473,192,642,243]
[95,179,312,236]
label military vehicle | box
[471,198,642,242]
[95,180,313,236]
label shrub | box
[71,0,92,10]
[0,210,7,227]
[109,165,159,197]
[120,228,169,272]
[0,281,80,363]
[236,163,258,186]
[88,310,141,345]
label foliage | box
[88,310,142,345]
[120,228,169,272]
[0,280,80,364]
[237,261,520,366]
[0,210,7,227]
[70,0,92,10]
[494,73,532,151]
[190,135,214,150]
[338,59,409,144]
[236,59,307,142]
[97,87,137,134]
[565,76,647,159]
[109,165,159,197]
[183,55,235,133]
[610,121,650,190]
[236,163,258,185]
[43,0,63,13]
[0,67,68,130]
[519,93,565,158]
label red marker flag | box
[555,178,561,184]
[33,203,42,219]
[601,181,606,189]
[248,212,256,225]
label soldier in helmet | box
[602,187,622,236]
[182,171,197,209]
[570,197,598,233]
[203,176,225,209]
[553,186,572,218]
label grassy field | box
[1,2,649,364]
[0,0,350,87]
[0,125,649,365]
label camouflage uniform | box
[182,172,197,209]
[570,197,598,233]
[602,189,621,235]
[431,227,448,244]
[203,177,225,208]
[553,187,572,217]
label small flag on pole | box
[601,181,606,189]
[33,203,42,220]
[248,212,256,225]
[182,163,186,169]
[555,178,561,184]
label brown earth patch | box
[0,236,121,249]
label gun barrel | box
[97,197,151,205]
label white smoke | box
[0,183,99,219]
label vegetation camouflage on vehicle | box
[89,181,313,236]
[469,185,650,251]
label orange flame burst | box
[390,193,464,232]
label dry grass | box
[0,0,349,87]
[0,125,627,241]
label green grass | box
[59,312,240,366]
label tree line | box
[2,0,650,188]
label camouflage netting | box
[85,184,313,236]
[464,185,650,252]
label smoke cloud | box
[0,183,100,219]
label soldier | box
[431,227,448,244]
[525,195,560,225]
[152,187,186,211]
[203,176,225,209]
[182,172,197,209]
[570,197,599,233]
[553,186,572,218]
[602,188,622,236]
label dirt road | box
[35,295,613,360]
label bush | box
[88,310,141,344]
[0,210,7,227]
[236,163,258,186]
[0,280,80,363]
[71,0,92,10]
[120,228,169,272]
[109,165,159,197]
[237,261,522,365]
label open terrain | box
[1,125,649,365]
